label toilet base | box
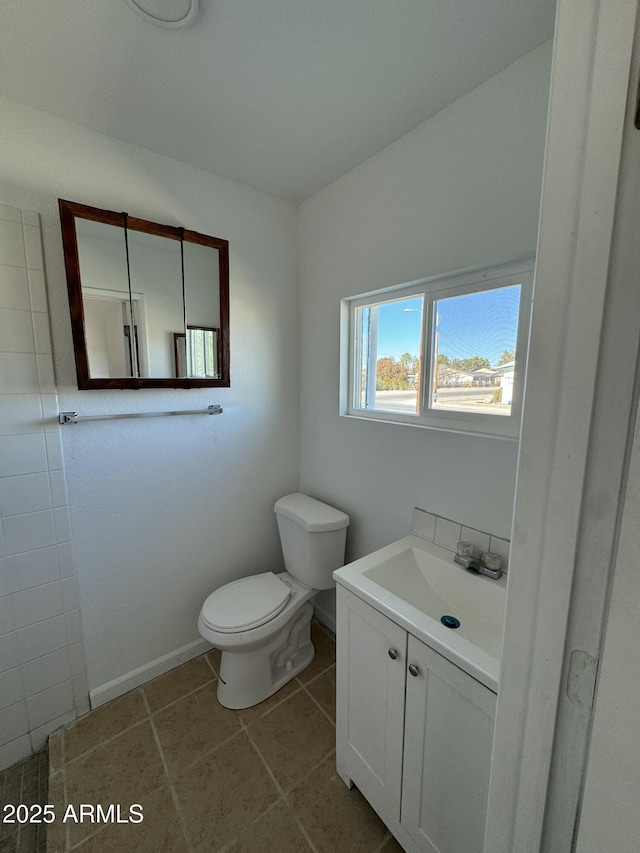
[216,601,315,709]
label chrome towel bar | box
[58,404,223,424]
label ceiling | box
[0,0,555,202]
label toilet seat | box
[200,572,291,634]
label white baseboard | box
[89,637,212,710]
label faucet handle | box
[481,552,502,572]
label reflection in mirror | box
[174,327,221,379]
[59,200,229,389]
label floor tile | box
[380,833,405,852]
[297,622,336,684]
[71,785,188,853]
[63,689,147,763]
[0,750,48,853]
[152,682,241,778]
[306,665,336,721]
[173,731,279,851]
[65,721,165,846]
[143,657,215,713]
[45,773,65,853]
[225,799,312,852]
[288,754,389,853]
[247,689,335,793]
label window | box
[341,258,533,439]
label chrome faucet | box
[454,553,503,580]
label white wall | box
[0,96,299,702]
[0,206,88,771]
[298,43,552,601]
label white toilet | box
[197,493,349,709]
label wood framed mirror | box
[59,199,230,389]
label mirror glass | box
[59,199,229,389]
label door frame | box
[484,0,640,849]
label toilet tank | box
[274,493,350,590]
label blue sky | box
[376,285,520,366]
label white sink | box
[333,534,507,691]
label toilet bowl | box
[197,493,349,709]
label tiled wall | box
[0,204,89,772]
[412,507,511,572]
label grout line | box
[202,651,218,677]
[240,724,321,853]
[302,681,336,729]
[142,690,195,853]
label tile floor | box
[46,622,403,852]
[0,749,48,853]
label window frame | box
[340,257,534,440]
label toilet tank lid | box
[274,493,350,532]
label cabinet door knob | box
[388,648,398,660]
[408,663,420,677]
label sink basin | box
[333,534,507,691]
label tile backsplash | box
[0,204,89,771]
[412,507,510,572]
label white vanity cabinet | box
[336,586,496,853]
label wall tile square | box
[0,308,35,353]
[49,470,68,507]
[0,630,20,673]
[0,702,29,746]
[40,394,60,433]
[0,472,52,516]
[0,394,42,436]
[0,666,25,710]
[26,678,74,730]
[17,614,68,663]
[53,506,71,544]
[0,264,30,311]
[72,672,90,716]
[68,642,86,677]
[7,545,60,593]
[57,542,75,578]
[489,536,510,571]
[12,579,64,628]
[45,432,63,471]
[0,594,16,634]
[460,526,491,556]
[0,557,7,597]
[65,610,82,645]
[36,353,56,394]
[0,434,47,477]
[22,647,71,697]
[3,509,56,555]
[0,219,26,267]
[0,734,31,771]
[23,224,44,271]
[0,204,21,223]
[412,508,436,540]
[30,709,76,752]
[0,522,5,558]
[61,576,78,612]
[32,312,52,354]
[28,269,48,313]
[0,352,39,394]
[434,517,462,551]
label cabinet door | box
[336,587,407,822]
[402,635,496,853]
